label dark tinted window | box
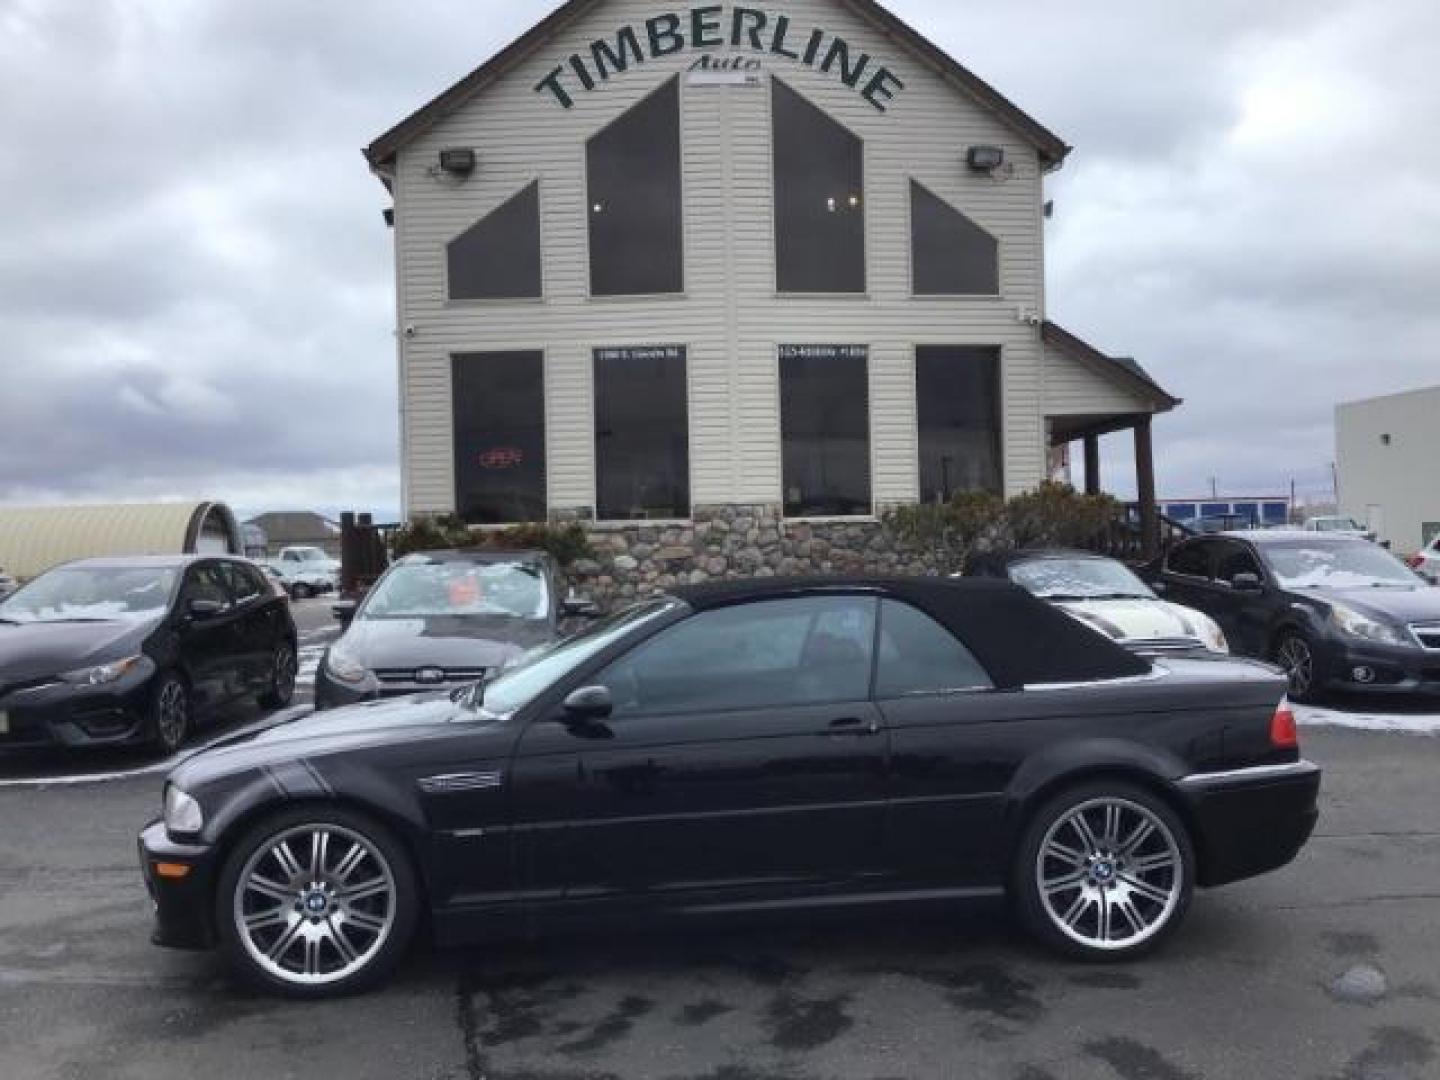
[917,346,1002,500]
[452,352,546,523]
[1167,541,1213,578]
[1215,542,1263,585]
[587,78,683,296]
[876,599,993,697]
[595,346,689,520]
[447,182,541,300]
[780,345,870,517]
[597,596,876,716]
[223,562,265,603]
[184,564,233,607]
[773,79,864,293]
[910,181,998,295]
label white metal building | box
[1337,385,1440,554]
[366,0,1178,544]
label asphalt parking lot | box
[1,625,1437,1079]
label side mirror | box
[562,593,602,619]
[187,598,226,620]
[1231,572,1263,592]
[332,600,358,626]
[562,685,613,721]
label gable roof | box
[363,0,1071,177]
[1041,320,1181,413]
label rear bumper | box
[138,819,219,950]
[1178,760,1321,888]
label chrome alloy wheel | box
[1035,797,1183,951]
[156,679,189,751]
[1276,637,1315,697]
[233,824,397,987]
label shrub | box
[884,490,1005,572]
[390,515,594,567]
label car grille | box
[373,667,486,685]
[1409,622,1440,651]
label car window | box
[875,600,992,698]
[596,596,877,717]
[224,562,265,604]
[1214,543,1263,586]
[1167,541,1212,579]
[184,564,234,608]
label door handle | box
[825,716,880,737]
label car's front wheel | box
[257,641,298,710]
[216,807,419,998]
[1273,632,1320,702]
[148,671,192,755]
[291,582,313,601]
[1013,782,1194,961]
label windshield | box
[1312,518,1363,532]
[478,599,680,715]
[361,560,551,620]
[0,566,178,623]
[1008,557,1155,600]
[1263,542,1420,589]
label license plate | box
[0,710,8,735]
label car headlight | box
[1195,615,1230,654]
[1329,603,1410,646]
[325,644,370,684]
[60,655,146,685]
[164,785,204,834]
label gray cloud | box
[3,0,1437,514]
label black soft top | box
[670,577,1150,689]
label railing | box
[1079,505,1194,565]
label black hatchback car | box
[141,576,1317,997]
[0,556,298,753]
[1146,531,1440,701]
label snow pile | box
[1294,703,1440,735]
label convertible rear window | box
[875,600,993,697]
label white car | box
[1303,516,1377,542]
[1408,536,1440,584]
[966,549,1230,655]
[266,546,340,599]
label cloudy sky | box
[3,0,1437,518]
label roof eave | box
[1042,320,1181,414]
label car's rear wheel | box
[1013,782,1193,961]
[291,583,313,601]
[148,672,192,755]
[257,641,298,710]
[1273,632,1320,702]
[216,807,418,998]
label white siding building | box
[366,0,1178,588]
[1337,386,1440,554]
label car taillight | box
[1270,703,1298,749]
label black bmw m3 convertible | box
[139,577,1320,997]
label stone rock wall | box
[558,503,941,609]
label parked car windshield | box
[361,560,551,620]
[0,566,178,624]
[477,599,681,716]
[1262,542,1420,589]
[1008,557,1155,601]
[1310,517,1364,532]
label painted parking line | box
[0,705,314,789]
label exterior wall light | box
[966,145,1005,172]
[438,148,477,176]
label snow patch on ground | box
[1294,704,1440,735]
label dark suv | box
[1145,532,1440,701]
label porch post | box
[1083,435,1101,496]
[1134,415,1158,559]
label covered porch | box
[1041,321,1184,561]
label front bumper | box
[0,670,153,750]
[1178,760,1321,888]
[1313,637,1440,697]
[138,819,219,950]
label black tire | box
[1012,781,1194,962]
[215,805,420,999]
[1272,631,1321,703]
[257,640,298,710]
[148,671,193,755]
[291,583,313,601]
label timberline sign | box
[536,6,906,112]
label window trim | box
[583,75,687,300]
[907,341,1008,501]
[775,343,876,521]
[443,177,546,304]
[590,343,696,525]
[769,76,869,297]
[448,347,551,527]
[905,177,1002,299]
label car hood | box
[1054,598,1210,643]
[0,618,153,682]
[170,691,512,788]
[337,614,555,671]
[1301,585,1440,624]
